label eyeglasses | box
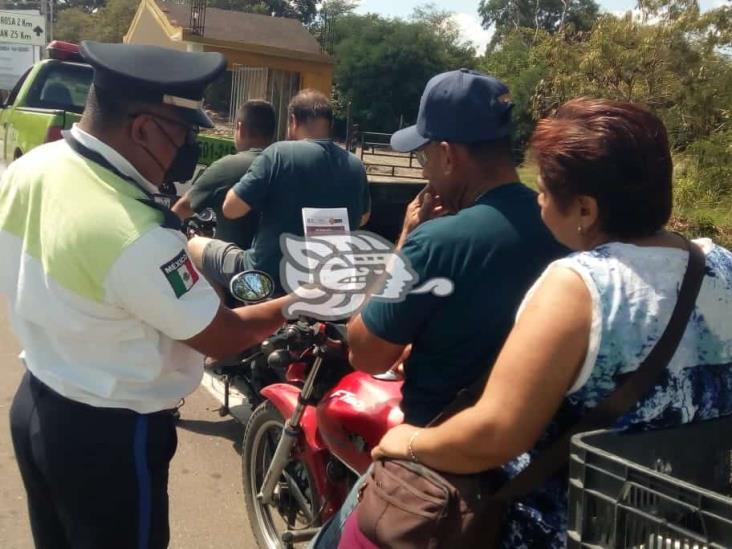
[414,147,428,167]
[130,112,198,135]
[130,112,198,146]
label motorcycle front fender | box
[260,383,347,521]
[260,383,325,452]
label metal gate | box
[229,66,301,140]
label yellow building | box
[125,0,334,137]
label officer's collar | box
[70,124,158,195]
[63,130,182,231]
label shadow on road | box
[176,417,244,453]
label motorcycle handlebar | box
[260,320,348,367]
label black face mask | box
[164,130,200,184]
[141,115,200,184]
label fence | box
[359,131,424,181]
[229,66,300,141]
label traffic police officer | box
[1,42,289,548]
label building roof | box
[155,1,325,58]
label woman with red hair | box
[367,98,732,547]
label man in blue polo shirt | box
[310,69,566,547]
[190,89,370,294]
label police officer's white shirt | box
[0,134,220,413]
[70,124,159,194]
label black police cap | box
[80,41,227,128]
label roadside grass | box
[671,201,732,249]
[518,162,732,249]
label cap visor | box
[176,106,215,129]
[390,125,430,152]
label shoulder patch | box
[160,250,199,298]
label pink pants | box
[337,512,380,549]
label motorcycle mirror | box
[197,208,216,223]
[229,270,275,304]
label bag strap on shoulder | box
[493,240,706,501]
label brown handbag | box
[356,241,706,549]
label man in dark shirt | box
[173,100,275,249]
[191,89,370,293]
[348,69,567,426]
[310,69,567,548]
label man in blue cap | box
[2,42,291,548]
[309,69,566,547]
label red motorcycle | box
[240,317,404,548]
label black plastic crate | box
[568,416,732,548]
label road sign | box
[0,43,35,90]
[0,11,45,47]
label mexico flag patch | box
[160,250,199,298]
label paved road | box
[0,311,258,549]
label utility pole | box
[48,0,53,42]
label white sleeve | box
[105,227,220,340]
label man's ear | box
[130,114,152,147]
[440,141,455,176]
[237,121,247,140]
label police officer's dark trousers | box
[10,371,177,549]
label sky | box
[354,0,729,54]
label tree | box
[319,0,358,19]
[93,0,139,42]
[54,7,94,42]
[331,13,476,132]
[309,0,358,54]
[54,0,138,43]
[478,0,599,47]
[479,29,549,145]
[206,0,321,24]
[529,7,732,149]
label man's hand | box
[171,193,195,221]
[398,186,447,248]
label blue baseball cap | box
[391,69,514,152]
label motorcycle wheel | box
[243,401,321,549]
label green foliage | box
[54,7,94,42]
[54,0,137,42]
[479,29,549,145]
[317,0,357,19]
[675,130,732,211]
[205,0,320,24]
[94,0,139,42]
[478,0,599,47]
[525,5,732,150]
[331,11,476,132]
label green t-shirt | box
[361,183,567,426]
[232,139,371,290]
[187,149,262,249]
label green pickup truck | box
[0,41,421,241]
[0,47,88,162]
[0,41,234,169]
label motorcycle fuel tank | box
[316,370,404,475]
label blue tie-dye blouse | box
[501,239,732,548]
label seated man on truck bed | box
[172,100,276,250]
[188,89,371,293]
